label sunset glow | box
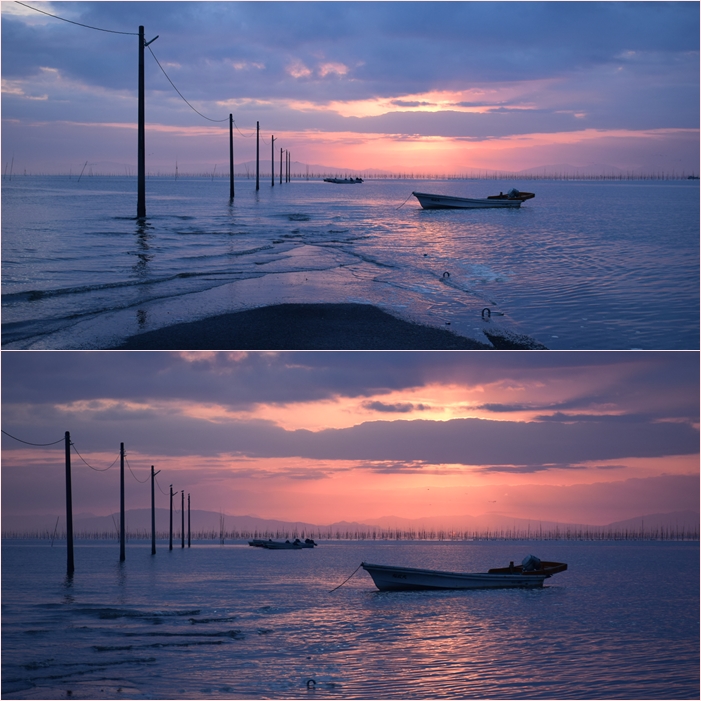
[3,352,698,529]
[2,2,698,174]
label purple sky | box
[2,2,699,174]
[2,351,698,527]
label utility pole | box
[271,135,275,187]
[181,490,185,549]
[188,494,191,548]
[169,485,173,551]
[256,121,260,191]
[229,114,234,200]
[137,26,158,218]
[65,431,74,575]
[151,466,160,555]
[120,442,125,562]
[280,147,283,185]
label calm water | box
[2,177,699,350]
[2,540,699,699]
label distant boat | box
[412,188,535,209]
[324,177,364,184]
[249,538,317,549]
[362,556,567,591]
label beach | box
[114,303,547,350]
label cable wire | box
[147,45,228,123]
[15,2,139,35]
[154,473,170,496]
[125,454,151,484]
[71,442,119,472]
[1,429,64,446]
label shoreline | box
[113,303,547,350]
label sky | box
[2,351,698,528]
[2,1,699,175]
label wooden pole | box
[181,490,185,549]
[151,466,160,555]
[280,147,283,184]
[256,121,260,191]
[229,114,234,200]
[271,135,275,187]
[137,26,146,218]
[169,485,173,551]
[120,442,125,562]
[65,431,74,575]
[188,494,191,548]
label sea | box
[1,176,698,350]
[1,539,699,699]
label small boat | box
[362,555,567,591]
[412,188,534,209]
[249,538,317,549]
[324,177,363,184]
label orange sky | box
[2,352,698,527]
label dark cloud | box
[2,1,698,139]
[362,401,429,413]
[2,351,698,424]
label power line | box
[125,454,150,484]
[71,442,119,472]
[154,473,170,496]
[147,44,227,123]
[15,2,139,36]
[1,429,64,446]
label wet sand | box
[114,303,546,350]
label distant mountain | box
[512,163,628,177]
[605,510,699,532]
[4,508,697,537]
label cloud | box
[3,351,698,428]
[2,1,698,142]
[362,401,429,413]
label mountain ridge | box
[4,508,698,537]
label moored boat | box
[362,556,566,591]
[249,538,317,549]
[324,177,363,184]
[412,188,534,209]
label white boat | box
[412,188,534,209]
[361,556,567,591]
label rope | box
[71,442,119,472]
[1,429,64,446]
[396,192,415,210]
[147,45,227,123]
[15,2,139,35]
[329,563,363,593]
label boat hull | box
[249,539,316,549]
[362,562,550,591]
[412,192,522,209]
